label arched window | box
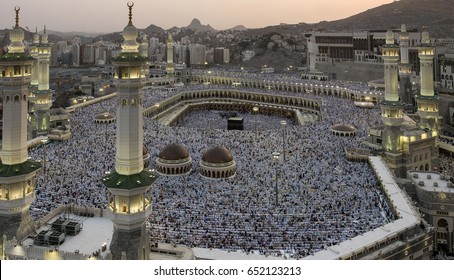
[438,219,448,228]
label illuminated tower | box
[0,7,42,241]
[33,26,53,136]
[166,33,174,78]
[398,24,413,108]
[29,27,40,90]
[139,33,149,80]
[380,30,405,174]
[101,3,157,260]
[416,29,439,136]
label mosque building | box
[0,4,452,261]
[368,29,439,178]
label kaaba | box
[227,117,244,130]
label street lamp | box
[155,103,160,137]
[252,106,259,139]
[272,151,281,207]
[280,120,287,161]
[103,113,109,144]
[41,137,49,172]
[40,137,49,185]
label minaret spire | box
[14,6,20,28]
[128,2,134,25]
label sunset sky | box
[0,0,394,33]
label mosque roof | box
[0,159,42,177]
[112,52,147,62]
[202,146,234,164]
[331,124,357,133]
[101,169,158,190]
[158,144,189,161]
[94,112,115,121]
[0,53,34,62]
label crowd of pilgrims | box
[26,75,453,259]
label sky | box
[0,0,394,33]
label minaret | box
[166,33,175,78]
[398,24,413,108]
[28,27,40,117]
[30,27,40,89]
[380,30,405,175]
[139,33,149,80]
[33,26,53,136]
[101,3,157,260]
[0,7,42,241]
[416,28,439,136]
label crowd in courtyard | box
[26,74,453,258]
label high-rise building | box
[214,47,230,64]
[188,44,206,65]
[101,3,157,260]
[0,7,42,241]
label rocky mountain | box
[185,18,217,33]
[45,30,103,39]
[0,27,63,44]
[228,25,248,31]
[143,24,165,34]
[311,0,454,37]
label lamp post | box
[104,113,109,144]
[280,120,287,161]
[252,106,259,139]
[155,103,160,137]
[272,151,281,207]
[41,137,49,185]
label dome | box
[331,124,357,137]
[159,144,189,161]
[401,24,407,33]
[33,28,39,44]
[94,112,115,124]
[8,8,25,54]
[121,3,139,53]
[421,29,430,44]
[41,26,48,44]
[202,147,234,164]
